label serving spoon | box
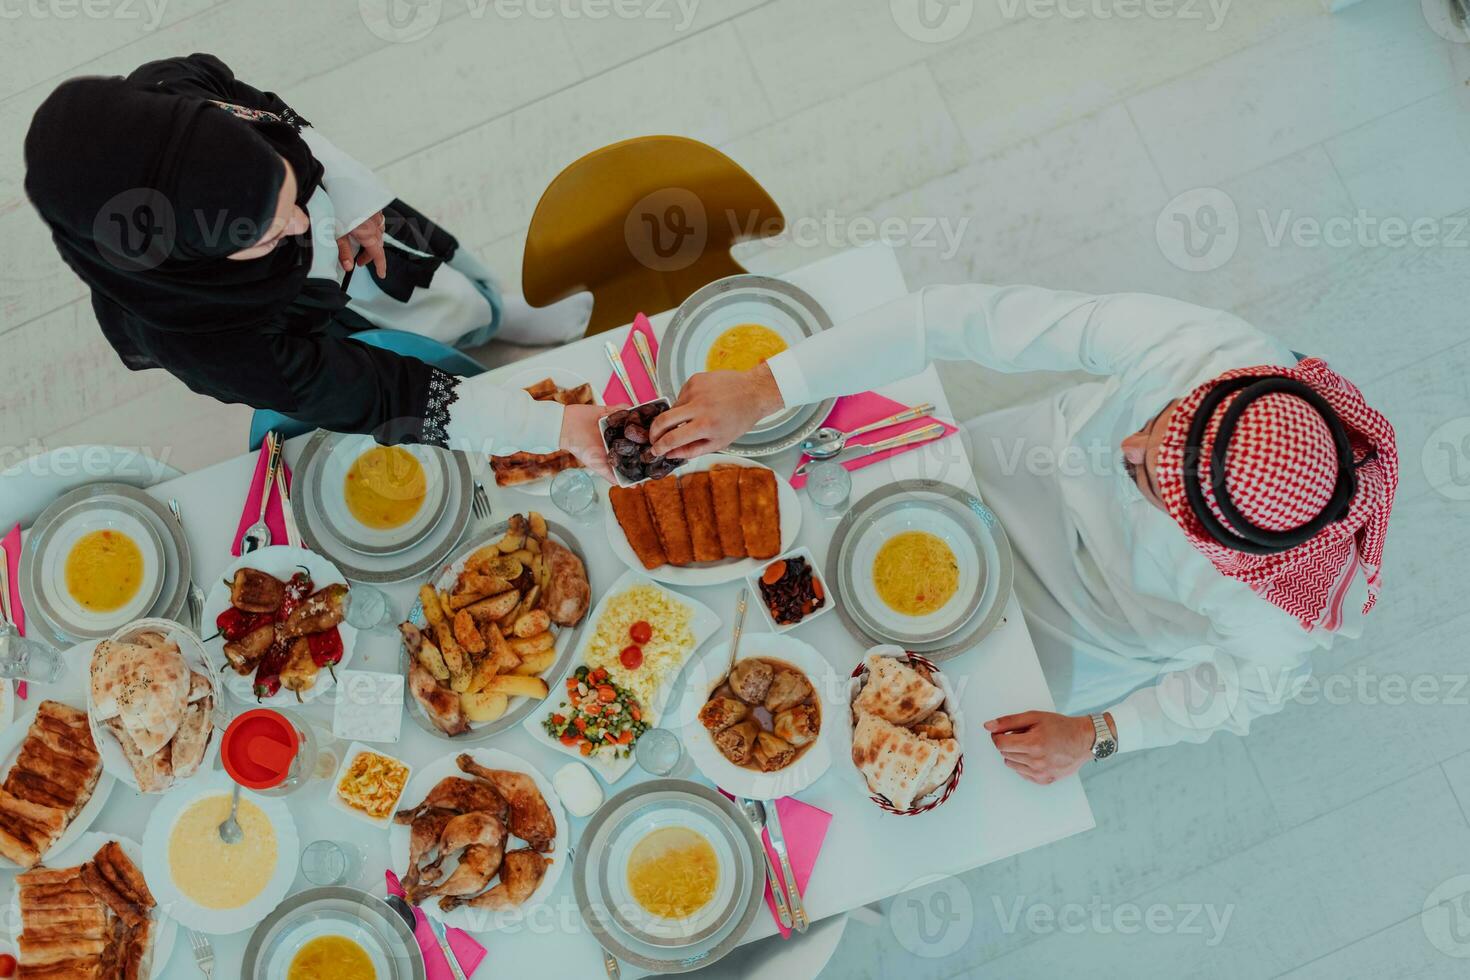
[217,782,243,845]
[711,589,748,691]
[800,402,934,459]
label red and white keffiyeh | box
[1154,358,1398,631]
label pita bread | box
[851,711,941,810]
[914,736,961,800]
[854,654,945,726]
[90,634,189,757]
[168,698,212,780]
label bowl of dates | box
[750,547,833,633]
[599,398,687,486]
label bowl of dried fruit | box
[599,399,689,487]
[748,547,834,634]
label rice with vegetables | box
[583,584,694,711]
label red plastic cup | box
[221,708,301,791]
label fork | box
[168,499,206,634]
[471,481,492,522]
[188,929,214,977]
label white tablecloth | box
[3,246,1093,978]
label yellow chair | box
[522,136,786,336]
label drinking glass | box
[805,460,852,517]
[301,839,365,887]
[0,623,64,684]
[634,728,686,778]
[550,468,598,519]
[343,583,397,633]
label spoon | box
[800,403,935,459]
[385,894,417,934]
[738,798,793,929]
[712,588,748,690]
[217,782,243,845]
[240,432,282,554]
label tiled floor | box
[5,1,1470,976]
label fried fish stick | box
[644,475,695,566]
[608,485,667,570]
[709,465,746,558]
[738,467,781,560]
[680,472,723,563]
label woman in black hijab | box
[24,53,606,470]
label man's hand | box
[336,211,388,278]
[650,364,785,459]
[560,403,616,482]
[984,711,1113,785]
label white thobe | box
[765,284,1368,752]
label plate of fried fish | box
[491,369,599,492]
[604,454,800,587]
[6,833,174,979]
[0,699,113,870]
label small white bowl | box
[328,742,414,828]
[746,546,835,635]
[600,398,687,488]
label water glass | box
[550,468,598,519]
[0,623,64,684]
[301,839,365,887]
[343,583,397,633]
[805,460,852,516]
[634,728,686,778]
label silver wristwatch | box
[1089,713,1117,760]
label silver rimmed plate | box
[241,887,426,980]
[19,483,192,644]
[574,781,764,973]
[295,430,474,584]
[827,480,1014,660]
[314,436,452,556]
[660,275,837,457]
[401,517,589,741]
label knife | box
[274,461,301,550]
[764,802,808,933]
[631,330,661,399]
[424,915,468,980]
[794,422,948,479]
[604,341,641,405]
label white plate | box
[263,914,395,980]
[602,454,802,587]
[141,772,300,935]
[39,507,164,634]
[674,633,837,802]
[87,620,221,794]
[317,436,450,555]
[0,698,115,869]
[19,832,181,980]
[201,547,359,708]
[0,680,11,729]
[388,747,569,933]
[848,502,983,644]
[522,569,722,783]
[497,367,599,495]
[603,805,739,943]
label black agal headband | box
[1180,376,1359,556]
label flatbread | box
[168,697,212,780]
[89,634,189,752]
[854,654,945,727]
[851,711,941,811]
[737,467,780,560]
[680,472,723,563]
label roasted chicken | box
[456,755,557,852]
[441,849,547,912]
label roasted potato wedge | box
[416,638,451,681]
[460,690,509,723]
[528,511,547,540]
[509,630,555,658]
[482,674,550,700]
[419,585,445,628]
[511,648,556,676]
[453,610,486,654]
[509,547,536,567]
[512,610,551,638]
[446,590,486,611]
[465,590,520,623]
[484,624,522,674]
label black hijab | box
[24,74,324,334]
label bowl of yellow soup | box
[266,921,392,980]
[141,772,299,934]
[41,507,165,632]
[605,807,739,945]
[318,436,451,555]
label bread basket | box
[844,644,964,815]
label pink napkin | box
[230,444,293,557]
[789,392,959,489]
[385,870,487,978]
[3,525,26,700]
[601,313,660,406]
[721,793,832,939]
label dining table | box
[1,244,1095,978]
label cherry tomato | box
[629,620,653,644]
[620,645,644,670]
[0,953,15,978]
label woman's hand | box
[650,364,785,459]
[336,211,388,278]
[560,403,617,482]
[984,711,1111,785]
